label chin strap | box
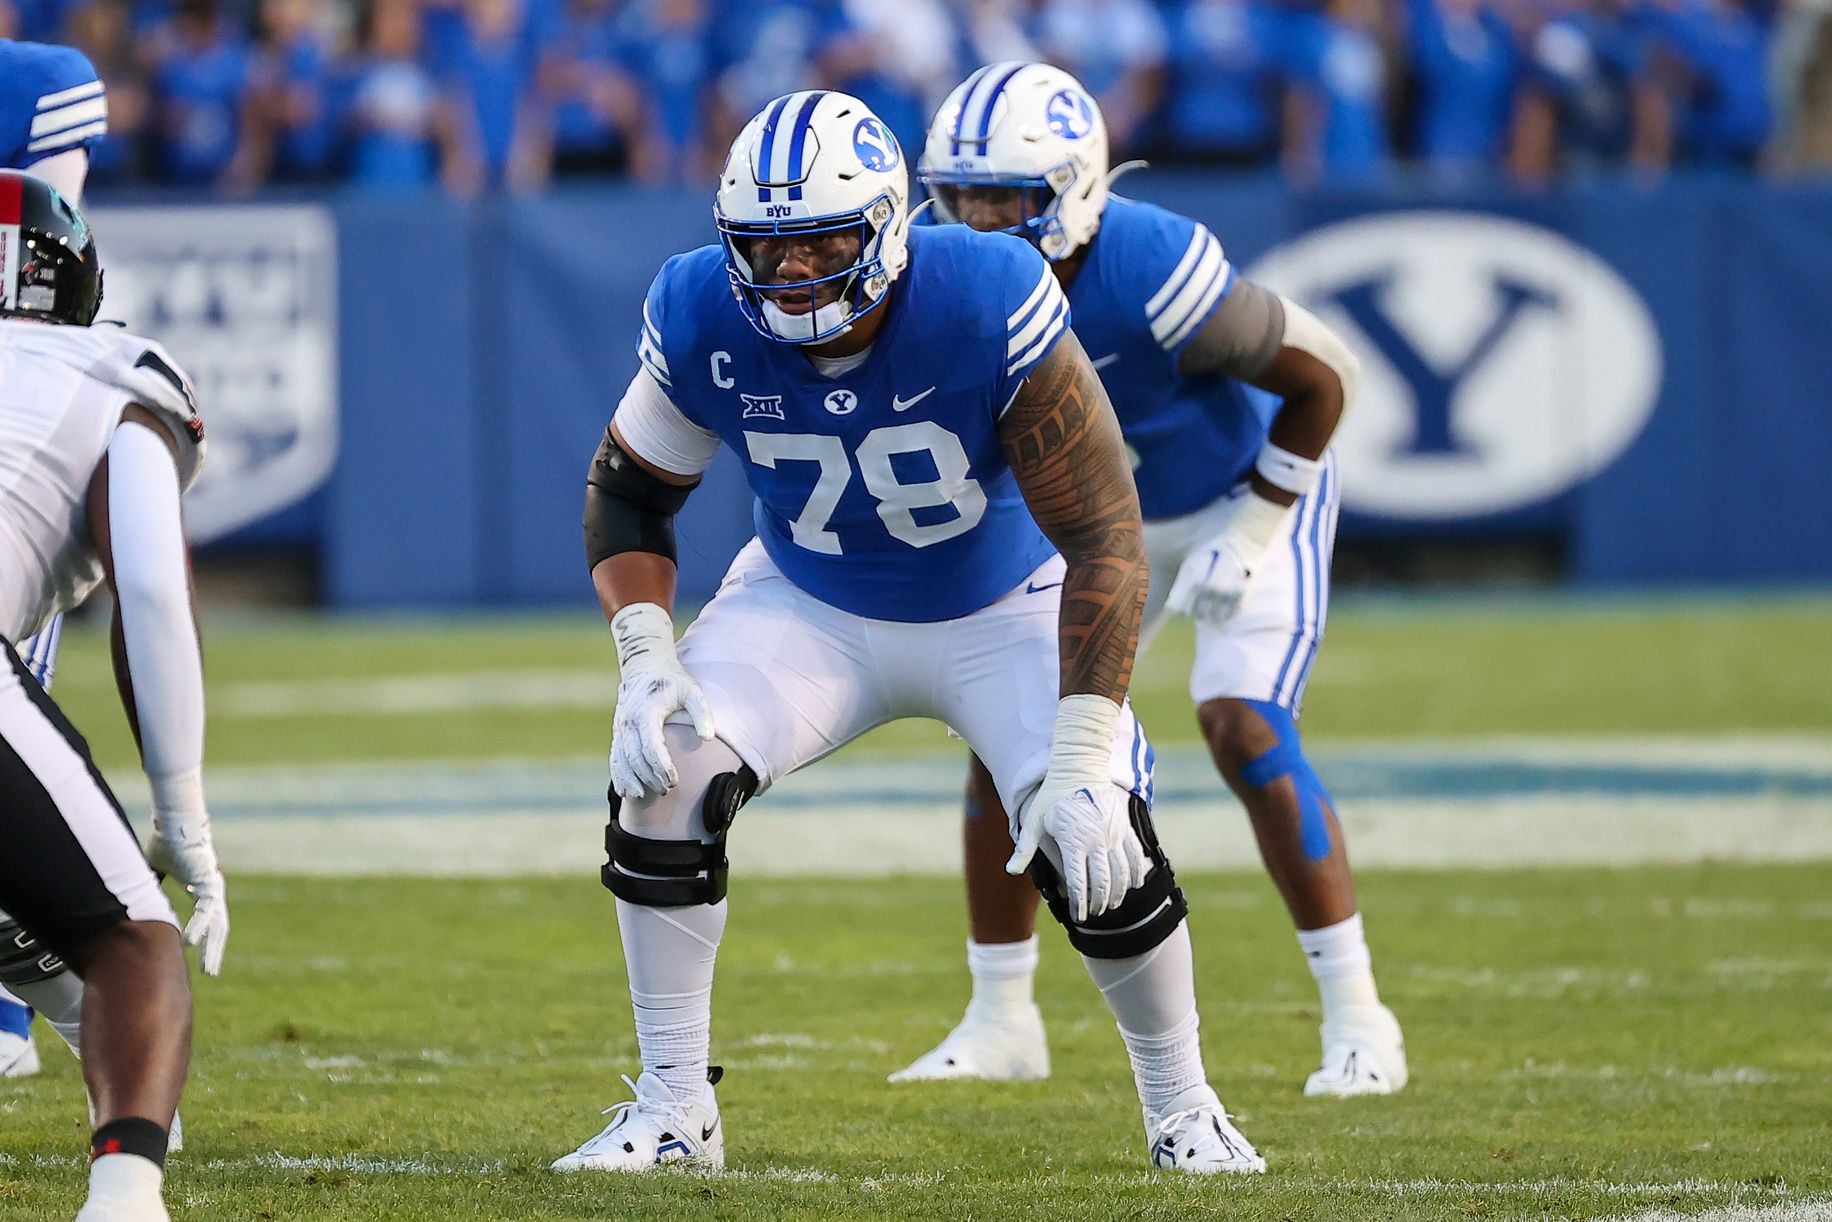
[1104,159,1150,191]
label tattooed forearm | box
[999,331,1148,704]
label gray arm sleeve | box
[1177,277,1286,380]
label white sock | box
[966,935,1038,1018]
[84,1152,163,1207]
[1296,912,1381,1022]
[1080,922,1208,1118]
[616,897,725,1107]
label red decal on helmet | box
[0,175,21,226]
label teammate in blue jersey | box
[0,35,108,1084]
[901,62,1407,1098]
[554,89,1266,1175]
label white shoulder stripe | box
[35,80,105,112]
[1007,297,1067,376]
[1145,227,1212,319]
[1159,263,1230,351]
[1149,234,1229,349]
[27,120,108,155]
[31,96,108,139]
[1006,265,1054,329]
[1006,272,1066,361]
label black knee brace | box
[601,765,758,906]
[0,917,67,987]
[1029,795,1189,960]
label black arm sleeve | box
[1177,278,1286,381]
[582,428,699,573]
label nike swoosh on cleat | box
[1025,581,1063,594]
[1090,353,1120,370]
[892,387,936,412]
[701,1121,718,1142]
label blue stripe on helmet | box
[784,91,825,201]
[975,63,1028,144]
[949,65,998,155]
[755,94,794,201]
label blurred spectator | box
[344,0,477,193]
[11,0,82,40]
[1512,0,1672,180]
[824,0,966,156]
[1649,0,1775,168]
[64,0,148,183]
[707,0,847,151]
[148,0,253,186]
[1284,0,1395,182]
[1769,0,1830,167]
[1406,0,1521,180]
[523,0,644,185]
[1159,0,1291,167]
[1032,0,1169,151]
[615,0,715,182]
[441,0,542,189]
[230,0,344,187]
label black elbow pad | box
[583,429,697,572]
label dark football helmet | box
[0,170,102,327]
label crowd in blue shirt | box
[0,0,1803,193]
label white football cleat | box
[1304,1003,1408,1098]
[167,1112,183,1155]
[888,1004,1050,1082]
[1147,1084,1267,1174]
[0,1030,40,1078]
[551,1069,724,1173]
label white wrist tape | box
[1255,443,1326,498]
[1048,694,1120,788]
[1223,491,1291,562]
[609,602,679,676]
[149,767,206,819]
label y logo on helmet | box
[852,119,900,172]
[823,388,859,416]
[1247,212,1662,519]
[1045,90,1095,140]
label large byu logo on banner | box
[93,204,339,543]
[1248,212,1662,519]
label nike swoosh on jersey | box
[1090,353,1120,370]
[1025,581,1063,594]
[891,387,936,412]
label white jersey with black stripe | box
[0,321,204,641]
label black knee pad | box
[1029,795,1189,960]
[600,765,758,907]
[0,917,68,987]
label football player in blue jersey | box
[0,34,109,1083]
[555,89,1266,1175]
[898,63,1407,1098]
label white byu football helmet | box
[921,62,1110,262]
[715,90,912,344]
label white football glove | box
[1164,492,1292,629]
[1005,695,1149,923]
[608,602,715,800]
[146,787,229,977]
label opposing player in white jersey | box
[0,34,111,1078]
[896,63,1406,1097]
[554,90,1265,1175]
[0,171,226,1221]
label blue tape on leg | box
[1239,699,1337,862]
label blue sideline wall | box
[282,174,1832,607]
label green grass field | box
[3,594,1830,1219]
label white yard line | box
[192,793,1832,876]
